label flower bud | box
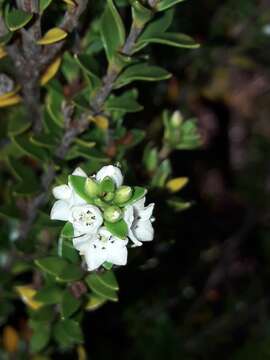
[104,192,114,202]
[103,206,122,223]
[171,111,183,128]
[85,177,100,197]
[114,186,133,204]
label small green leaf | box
[5,5,33,31]
[61,290,81,319]
[30,323,50,352]
[105,90,143,113]
[74,54,101,89]
[46,87,65,127]
[35,256,83,282]
[98,271,119,290]
[11,135,48,161]
[85,273,118,302]
[133,9,173,52]
[61,222,74,239]
[137,32,199,49]
[68,175,95,204]
[34,286,63,305]
[35,257,68,276]
[100,0,126,60]
[131,0,152,26]
[114,64,171,88]
[151,159,172,188]
[100,177,115,193]
[103,262,113,270]
[156,0,186,12]
[39,0,53,13]
[117,186,147,207]
[104,219,128,239]
[8,113,31,136]
[54,319,83,345]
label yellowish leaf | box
[166,177,189,193]
[40,56,62,85]
[85,295,106,311]
[62,0,76,6]
[37,27,68,45]
[0,46,7,59]
[0,94,21,107]
[93,115,109,130]
[77,345,87,360]
[0,85,20,100]
[2,326,19,353]
[15,285,43,310]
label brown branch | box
[17,12,149,242]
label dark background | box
[82,0,270,359]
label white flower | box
[73,227,128,271]
[70,204,103,235]
[124,197,155,247]
[96,165,123,188]
[50,167,87,221]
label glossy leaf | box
[39,0,53,13]
[37,28,68,45]
[166,177,189,192]
[61,290,81,319]
[137,32,199,49]
[104,218,128,239]
[85,273,118,302]
[40,57,62,85]
[114,64,171,88]
[5,6,33,31]
[105,90,143,113]
[35,256,83,282]
[34,286,63,305]
[68,175,95,204]
[98,271,119,290]
[100,0,126,60]
[11,135,48,161]
[30,323,50,352]
[156,0,186,11]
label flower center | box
[72,208,96,227]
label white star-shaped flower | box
[73,227,128,271]
[50,167,87,221]
[124,197,155,247]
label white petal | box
[133,197,146,210]
[72,167,87,177]
[84,243,107,271]
[52,185,72,200]
[137,203,154,221]
[123,205,134,228]
[70,191,87,207]
[96,165,123,188]
[128,229,143,247]
[50,200,70,221]
[106,239,128,266]
[73,232,92,254]
[133,220,154,242]
[98,227,112,240]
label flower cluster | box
[50,166,155,271]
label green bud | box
[103,206,122,223]
[100,176,115,193]
[85,177,100,197]
[171,111,183,128]
[104,192,115,202]
[93,198,108,210]
[114,186,133,204]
